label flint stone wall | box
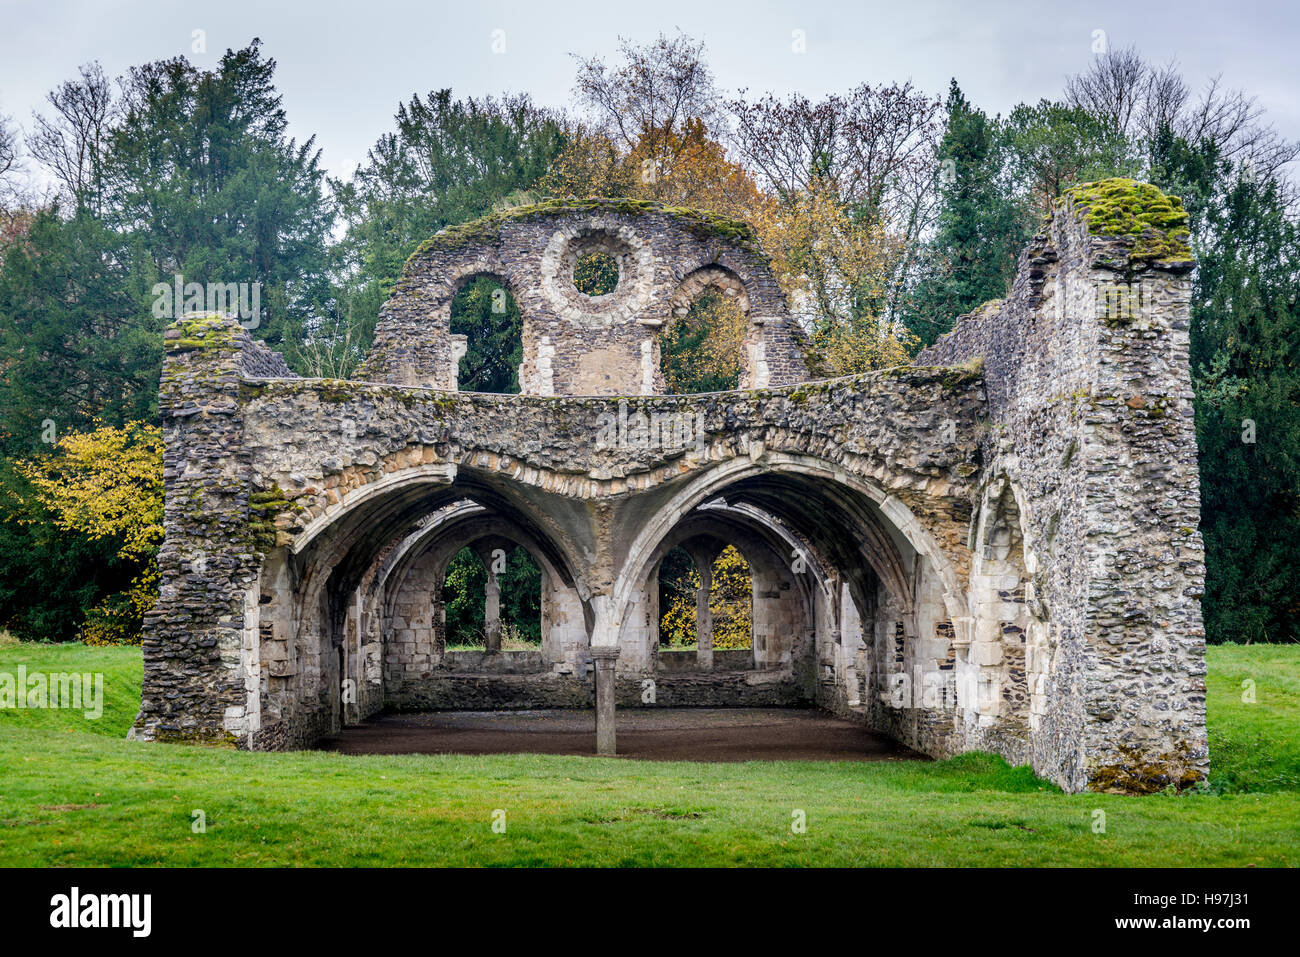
[918,196,1208,793]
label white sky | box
[1,0,1297,184]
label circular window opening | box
[573,251,620,297]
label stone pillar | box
[695,571,713,670]
[483,568,501,654]
[591,646,620,756]
[475,545,502,654]
[133,314,266,747]
[449,334,468,390]
[689,548,714,670]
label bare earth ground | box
[317,707,925,762]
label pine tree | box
[102,40,332,354]
[1188,169,1300,642]
[902,81,1027,345]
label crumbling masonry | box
[133,187,1209,793]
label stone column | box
[475,545,502,654]
[483,568,502,654]
[591,646,620,755]
[689,549,714,670]
[695,576,713,670]
[133,314,267,747]
[449,334,468,390]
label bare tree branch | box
[1065,45,1148,136]
[27,61,118,206]
[1067,48,1299,179]
[570,31,719,179]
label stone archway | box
[610,452,965,633]
[958,467,1052,767]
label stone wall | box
[135,345,983,752]
[918,184,1207,792]
[135,184,1208,794]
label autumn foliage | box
[16,423,163,644]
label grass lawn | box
[0,640,1297,866]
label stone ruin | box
[132,189,1209,793]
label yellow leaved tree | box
[709,545,753,650]
[657,545,754,650]
[750,183,920,376]
[18,422,164,644]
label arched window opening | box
[441,543,542,651]
[657,546,698,648]
[442,546,487,649]
[450,276,523,393]
[963,481,1033,733]
[656,543,753,654]
[658,287,746,393]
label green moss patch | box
[248,485,303,552]
[409,197,759,262]
[1063,178,1193,264]
[168,314,238,352]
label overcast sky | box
[2,0,1297,183]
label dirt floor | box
[318,707,925,762]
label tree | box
[657,547,698,647]
[102,40,332,355]
[709,545,753,650]
[571,31,720,188]
[450,277,523,394]
[0,105,36,237]
[14,422,163,644]
[443,548,487,647]
[902,81,1027,345]
[0,106,17,188]
[27,62,118,211]
[0,110,14,183]
[752,180,916,373]
[0,459,108,642]
[1067,47,1298,182]
[1147,125,1222,247]
[537,121,636,200]
[726,80,943,318]
[1188,168,1300,643]
[498,546,542,644]
[331,89,564,370]
[1005,100,1140,213]
[656,546,754,649]
[659,288,748,393]
[728,81,941,224]
[0,206,156,450]
[1065,45,1149,138]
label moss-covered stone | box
[1089,743,1205,794]
[168,314,238,353]
[408,197,759,262]
[150,727,239,747]
[247,485,303,552]
[881,359,984,390]
[1063,178,1193,264]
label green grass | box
[0,641,1297,866]
[1204,643,1300,793]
